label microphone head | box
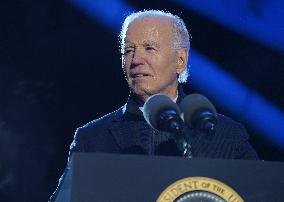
[180,94,217,130]
[143,94,181,131]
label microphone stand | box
[169,121,192,158]
[158,109,192,158]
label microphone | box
[180,94,217,134]
[142,94,184,133]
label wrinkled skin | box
[122,16,188,102]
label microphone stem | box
[174,128,192,158]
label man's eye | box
[146,46,155,51]
[124,49,134,54]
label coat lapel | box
[109,120,145,151]
[109,102,147,152]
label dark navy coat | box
[49,87,258,201]
[70,88,258,159]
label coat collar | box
[109,84,196,153]
[118,84,188,121]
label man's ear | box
[176,48,189,74]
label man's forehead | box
[124,40,160,47]
[124,16,173,42]
[128,15,173,29]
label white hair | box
[119,9,191,83]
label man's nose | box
[131,49,144,68]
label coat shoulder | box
[216,113,248,140]
[79,105,124,132]
[70,106,125,152]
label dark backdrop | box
[0,1,283,201]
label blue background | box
[0,0,283,201]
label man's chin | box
[130,86,156,101]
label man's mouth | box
[132,73,151,78]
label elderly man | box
[49,9,258,201]
[66,10,257,158]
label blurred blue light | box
[173,0,284,52]
[68,0,134,32]
[68,0,284,149]
[190,50,284,148]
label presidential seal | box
[156,177,244,202]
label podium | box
[55,152,284,202]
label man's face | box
[122,17,184,101]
